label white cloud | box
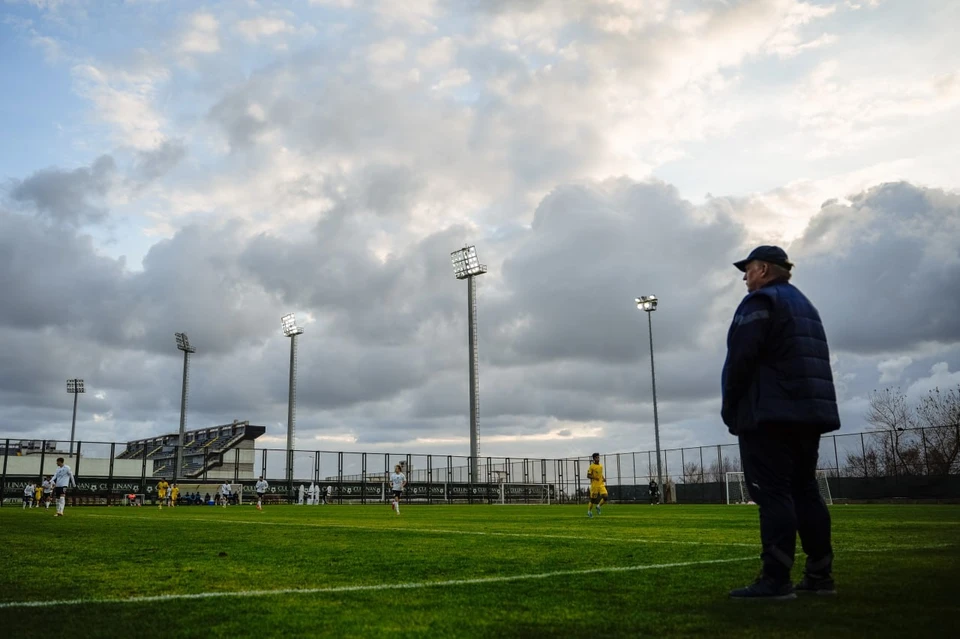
[878,356,913,384]
[367,37,408,65]
[236,17,295,42]
[71,62,169,150]
[179,12,220,54]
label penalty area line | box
[0,556,754,610]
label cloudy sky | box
[1,0,959,464]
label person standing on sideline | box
[389,465,406,515]
[648,479,659,505]
[586,453,608,518]
[51,458,76,517]
[156,479,169,510]
[255,476,269,511]
[42,476,53,509]
[23,483,35,509]
[722,246,840,600]
[325,484,333,505]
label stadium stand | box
[117,421,266,479]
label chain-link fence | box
[2,423,958,506]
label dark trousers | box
[739,427,833,582]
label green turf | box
[1,503,958,638]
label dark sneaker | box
[796,574,836,596]
[729,577,796,600]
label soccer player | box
[389,465,406,515]
[52,457,76,517]
[325,484,333,505]
[219,481,232,508]
[34,483,43,508]
[42,476,53,509]
[586,452,608,518]
[23,483,34,509]
[255,476,268,511]
[156,479,169,510]
[170,483,180,507]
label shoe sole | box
[797,590,837,596]
[730,593,797,601]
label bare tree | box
[864,387,922,474]
[853,385,960,477]
[705,456,739,482]
[916,386,960,474]
[681,461,704,484]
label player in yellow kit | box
[586,452,608,518]
[170,483,180,507]
[157,479,169,510]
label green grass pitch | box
[2,503,958,638]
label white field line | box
[82,514,759,547]
[0,556,754,610]
[80,514,956,553]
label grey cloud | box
[133,138,187,182]
[2,175,958,461]
[10,155,115,225]
[790,182,960,354]
[485,179,744,366]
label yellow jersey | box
[157,481,169,498]
[171,487,180,500]
[587,462,604,486]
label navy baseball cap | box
[733,245,793,272]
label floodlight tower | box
[635,295,664,503]
[451,245,487,483]
[66,379,85,455]
[281,313,304,483]
[174,332,196,481]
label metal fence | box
[2,423,958,506]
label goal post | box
[497,483,551,505]
[725,471,833,505]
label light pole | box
[66,379,84,455]
[451,245,487,483]
[174,332,196,481]
[281,313,304,484]
[635,295,663,503]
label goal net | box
[725,471,833,506]
[498,483,551,505]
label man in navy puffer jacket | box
[722,246,840,600]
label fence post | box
[699,446,705,503]
[861,433,868,477]
[921,428,929,475]
[1,439,8,507]
[39,441,47,484]
[833,435,840,477]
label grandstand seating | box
[117,422,266,479]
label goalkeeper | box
[585,452,607,518]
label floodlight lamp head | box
[175,332,196,353]
[281,313,304,337]
[635,295,659,312]
[66,379,85,393]
[450,245,488,280]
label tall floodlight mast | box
[66,379,85,455]
[450,245,487,483]
[174,332,196,482]
[635,296,664,503]
[281,313,304,483]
